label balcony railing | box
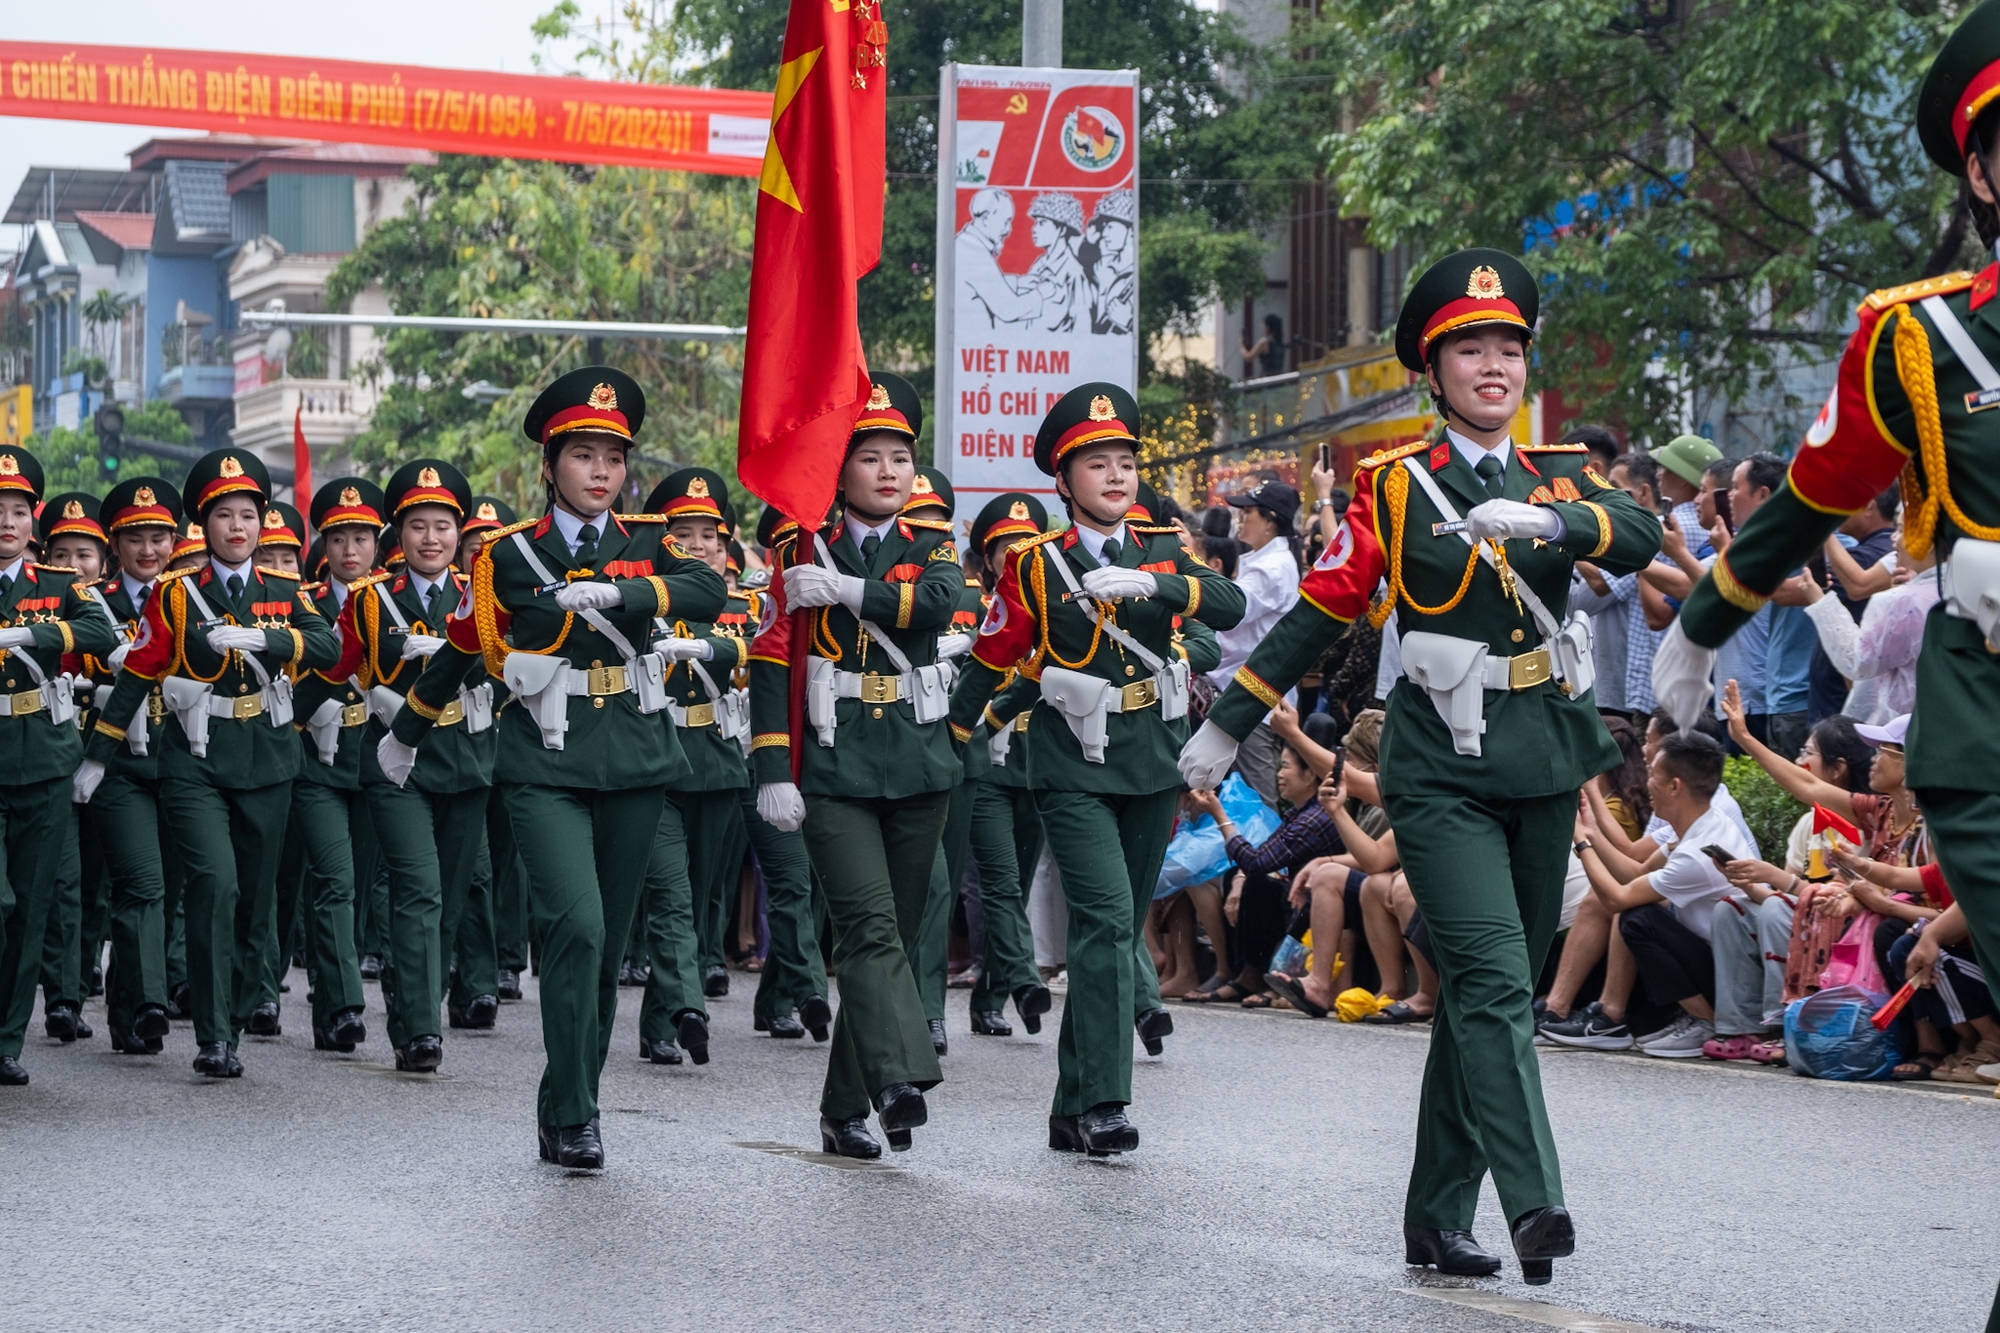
[233,377,369,432]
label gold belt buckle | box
[1013,711,1030,733]
[147,691,167,723]
[1508,647,1553,690]
[858,673,900,704]
[9,687,41,716]
[232,693,265,719]
[341,702,370,727]
[585,664,628,695]
[435,699,466,726]
[1120,679,1159,711]
[682,702,716,727]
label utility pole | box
[1023,0,1062,68]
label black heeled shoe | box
[969,1009,1012,1036]
[245,1001,282,1037]
[1013,982,1051,1035]
[799,994,832,1043]
[1048,1102,1139,1157]
[701,965,729,998]
[496,968,523,1001]
[876,1082,927,1153]
[928,1018,948,1057]
[1135,1006,1173,1056]
[133,1004,171,1042]
[677,1011,710,1065]
[395,1034,443,1073]
[540,1119,604,1169]
[1403,1225,1502,1277]
[44,1002,80,1042]
[766,1014,806,1038]
[1510,1205,1575,1285]
[819,1116,882,1159]
[639,1036,683,1065]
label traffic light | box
[93,402,124,485]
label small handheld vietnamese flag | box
[1808,804,1864,878]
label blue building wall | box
[143,253,224,398]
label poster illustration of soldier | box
[935,65,1140,511]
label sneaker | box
[1640,1013,1715,1058]
[1539,1002,1633,1051]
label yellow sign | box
[0,387,28,448]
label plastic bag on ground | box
[1784,984,1901,1081]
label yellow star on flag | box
[759,46,824,212]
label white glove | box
[554,581,622,613]
[400,634,446,660]
[1651,619,1718,734]
[107,642,132,672]
[1079,567,1158,600]
[376,734,418,788]
[72,759,105,805]
[936,632,975,660]
[783,564,867,613]
[756,781,806,832]
[1177,719,1241,790]
[0,627,35,650]
[1466,498,1562,543]
[207,625,268,654]
[653,636,713,662]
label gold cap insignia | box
[866,382,892,411]
[339,486,362,507]
[1088,394,1116,422]
[263,508,286,529]
[687,476,710,499]
[1008,500,1029,520]
[587,382,618,411]
[62,500,84,519]
[418,466,441,488]
[1466,265,1505,300]
[134,486,155,506]
[912,475,934,495]
[0,455,20,477]
[219,456,245,479]
[187,523,203,540]
[476,502,498,521]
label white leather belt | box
[205,690,270,720]
[829,669,912,704]
[0,686,43,717]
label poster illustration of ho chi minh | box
[934,64,1140,519]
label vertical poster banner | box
[935,64,1139,518]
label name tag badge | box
[1967,388,2000,414]
[1431,520,1468,536]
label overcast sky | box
[1,0,637,243]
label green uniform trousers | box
[80,806,108,998]
[98,774,171,1034]
[1386,790,1572,1231]
[158,778,292,1048]
[745,792,829,1023]
[488,789,529,974]
[1033,787,1178,1116]
[0,778,68,1059]
[502,783,662,1129]
[967,781,1043,1016]
[351,808,388,963]
[803,791,949,1121]
[639,789,742,1040]
[268,816,306,1007]
[163,813,187,996]
[914,780,977,1023]
[690,790,750,974]
[368,783,490,1049]
[288,784,370,1029]
[38,798,83,1009]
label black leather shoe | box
[538,1124,556,1162]
[0,1054,27,1085]
[1135,1006,1173,1056]
[330,1007,366,1048]
[617,959,645,988]
[246,1001,282,1037]
[702,964,729,998]
[819,1116,881,1159]
[192,1042,237,1078]
[396,1034,443,1073]
[44,1002,80,1042]
[753,1014,769,1032]
[166,981,192,1019]
[639,1036,684,1065]
[552,1119,604,1169]
[876,1082,927,1153]
[1049,1102,1139,1156]
[970,1009,1013,1037]
[1404,1225,1502,1276]
[496,968,522,1001]
[111,1026,165,1055]
[928,1017,948,1057]
[1510,1206,1575,1285]
[677,1011,710,1066]
[133,1004,171,1041]
[358,954,382,982]
[800,994,832,1043]
[767,1014,806,1039]
[451,994,499,1029]
[1013,982,1052,1035]
[88,964,104,997]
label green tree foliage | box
[38,399,194,496]
[327,156,755,512]
[1318,0,1970,438]
[1724,755,1809,863]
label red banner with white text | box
[0,42,774,176]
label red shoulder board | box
[1975,263,1999,312]
[1429,443,1451,472]
[532,514,553,539]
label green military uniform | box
[1187,251,1659,1278]
[632,467,751,1065]
[393,367,725,1166]
[460,496,530,1000]
[949,385,1246,1154]
[88,448,335,1077]
[282,479,390,1054]
[246,499,306,1030]
[748,372,959,1155]
[85,477,185,1056]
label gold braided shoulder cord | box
[1367,463,1483,629]
[1032,544,1104,670]
[1894,305,2000,557]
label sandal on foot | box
[1262,971,1327,1018]
[1239,991,1276,1009]
[1702,1034,1760,1061]
[1891,1052,1942,1081]
[1363,1000,1431,1026]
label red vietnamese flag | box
[1811,804,1863,846]
[292,402,313,507]
[736,0,888,529]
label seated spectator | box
[1262,763,1401,1018]
[1883,899,2000,1082]
[1147,791,1237,1002]
[1573,731,1754,1057]
[1536,717,1649,1034]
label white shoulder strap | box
[178,573,274,689]
[82,585,128,643]
[1039,537,1168,675]
[1920,295,2000,391]
[811,533,915,675]
[1399,456,1563,642]
[373,581,411,631]
[511,530,641,663]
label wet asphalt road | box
[4,972,1996,1332]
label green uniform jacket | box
[91,562,339,788]
[747,516,964,799]
[949,522,1246,795]
[1678,269,2000,792]
[289,581,371,790]
[0,562,117,785]
[655,588,754,792]
[1206,439,1660,799]
[341,568,496,795]
[77,577,160,784]
[392,511,727,788]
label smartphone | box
[1712,489,1734,534]
[1701,844,1735,869]
[1318,441,1332,474]
[1330,745,1345,788]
